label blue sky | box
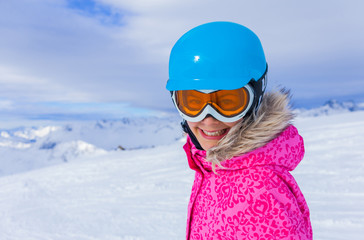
[0,0,363,122]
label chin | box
[200,141,219,151]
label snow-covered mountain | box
[0,116,182,176]
[1,100,363,177]
[294,99,364,117]
[2,100,364,177]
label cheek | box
[187,122,198,128]
[226,119,242,128]
[186,122,199,132]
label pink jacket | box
[183,125,312,240]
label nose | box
[201,115,220,124]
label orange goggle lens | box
[175,87,251,118]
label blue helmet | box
[166,21,267,91]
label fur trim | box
[207,90,295,165]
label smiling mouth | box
[201,129,227,137]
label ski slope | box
[0,110,364,239]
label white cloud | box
[0,100,14,110]
[0,65,93,102]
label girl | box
[166,22,313,239]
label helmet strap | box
[181,120,204,150]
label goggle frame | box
[171,84,255,123]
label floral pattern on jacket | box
[183,125,312,240]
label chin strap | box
[181,120,204,150]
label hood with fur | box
[208,90,295,163]
[185,90,300,171]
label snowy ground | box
[0,110,364,239]
[293,111,364,240]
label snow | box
[0,143,191,240]
[293,99,364,117]
[0,105,364,239]
[0,116,182,176]
[293,111,364,239]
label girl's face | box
[187,117,241,150]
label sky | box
[0,0,363,122]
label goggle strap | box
[248,64,268,116]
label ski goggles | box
[171,85,255,122]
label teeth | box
[202,129,226,136]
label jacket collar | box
[184,125,304,173]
